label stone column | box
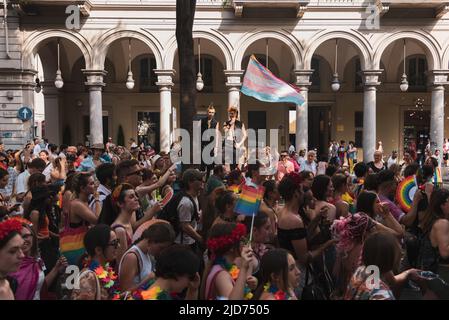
[155,70,175,153]
[41,84,61,145]
[224,70,244,117]
[428,70,449,165]
[361,70,382,163]
[83,69,107,146]
[294,70,313,152]
[21,70,38,145]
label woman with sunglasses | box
[110,183,141,263]
[10,218,67,300]
[72,224,120,300]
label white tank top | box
[119,245,153,287]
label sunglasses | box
[127,169,143,177]
[108,239,120,249]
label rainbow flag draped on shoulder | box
[234,183,265,217]
[434,167,443,188]
[241,55,305,106]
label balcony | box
[231,1,310,17]
[380,0,449,18]
[10,0,92,16]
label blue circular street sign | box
[17,107,33,121]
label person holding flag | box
[223,106,247,171]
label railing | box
[310,0,374,5]
[90,0,227,5]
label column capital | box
[224,70,244,88]
[0,68,37,89]
[426,70,449,87]
[361,70,383,87]
[294,69,314,88]
[82,69,107,87]
[155,69,175,88]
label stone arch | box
[164,30,233,70]
[22,29,93,70]
[373,31,441,70]
[303,30,372,70]
[234,30,302,70]
[94,29,163,70]
[439,39,449,70]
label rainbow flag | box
[434,167,443,188]
[241,55,305,106]
[234,184,265,216]
[228,184,241,194]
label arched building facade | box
[2,0,449,162]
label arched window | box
[138,55,157,92]
[407,55,427,91]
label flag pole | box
[248,211,256,249]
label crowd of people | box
[1,123,449,301]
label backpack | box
[157,191,199,239]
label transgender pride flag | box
[241,55,305,106]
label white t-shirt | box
[42,162,53,182]
[301,161,317,176]
[33,144,41,157]
[175,196,199,245]
[33,266,46,300]
[317,161,327,175]
[15,170,30,195]
[387,156,398,169]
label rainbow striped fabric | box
[234,184,265,216]
[434,167,443,187]
[241,55,305,106]
[59,226,87,266]
[228,184,241,194]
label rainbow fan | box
[396,175,418,213]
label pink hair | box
[331,212,371,255]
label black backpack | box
[157,191,199,239]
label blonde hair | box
[227,106,238,115]
[207,104,215,112]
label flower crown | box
[10,217,33,228]
[207,223,247,254]
[0,219,22,242]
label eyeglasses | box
[127,169,143,177]
[108,239,120,249]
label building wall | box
[2,1,449,156]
